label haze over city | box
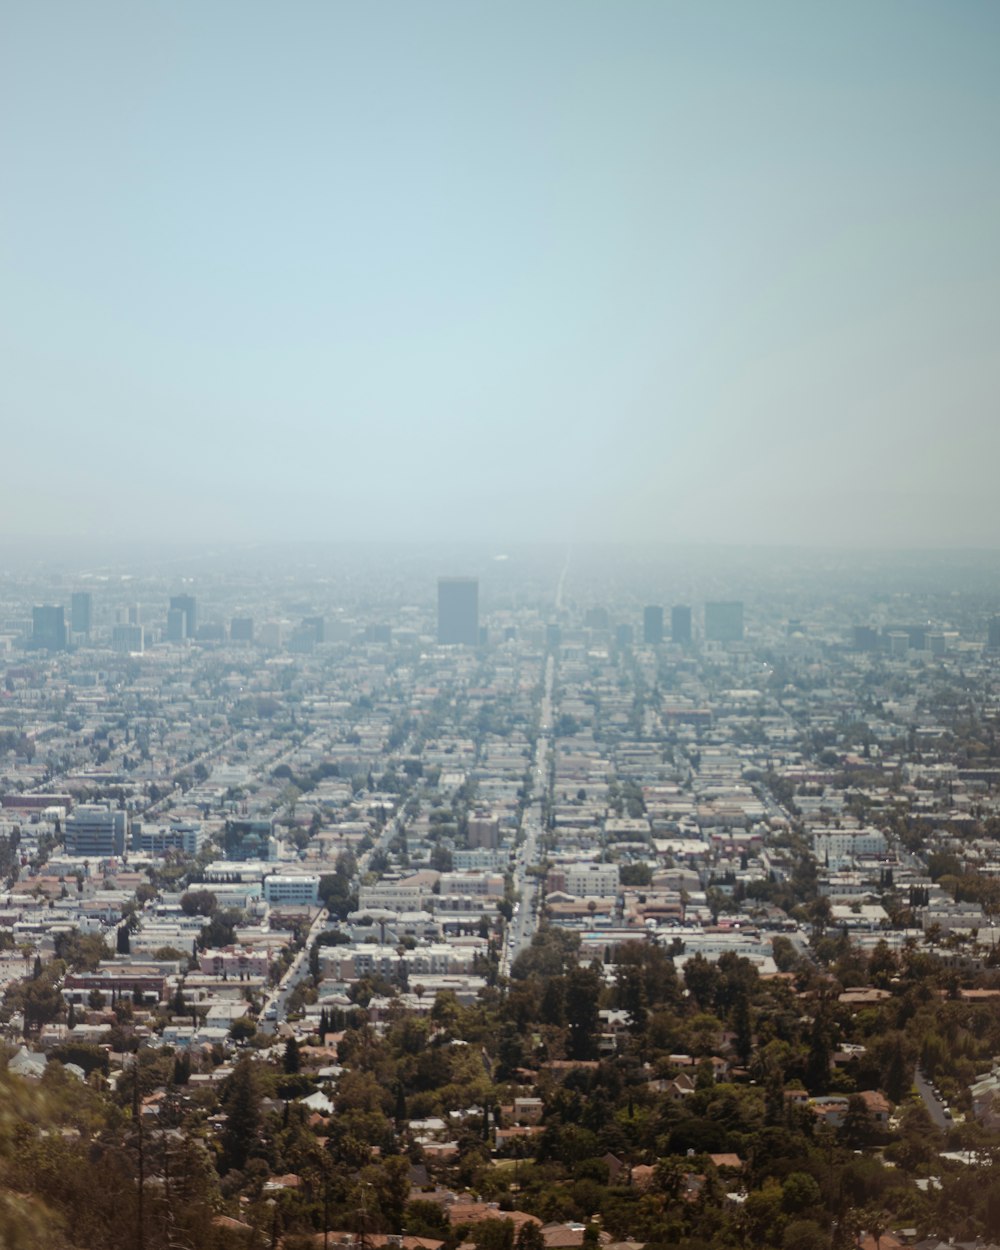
[2,2,999,548]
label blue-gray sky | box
[2,2,998,547]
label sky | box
[1,2,998,549]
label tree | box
[220,1056,261,1172]
[565,965,601,1060]
[116,924,131,955]
[180,889,217,917]
[284,1037,301,1074]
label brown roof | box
[448,1205,541,1231]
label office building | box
[32,605,67,651]
[230,617,254,643]
[111,624,144,654]
[989,618,1000,651]
[643,605,664,645]
[671,605,692,644]
[224,817,277,861]
[615,624,634,647]
[584,607,610,631]
[853,626,879,652]
[131,820,204,856]
[64,804,127,857]
[165,608,188,642]
[70,591,93,636]
[264,874,321,907]
[303,615,325,644]
[169,594,197,638]
[437,577,479,645]
[705,601,744,643]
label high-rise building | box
[230,617,254,643]
[166,608,188,642]
[64,804,127,857]
[467,813,500,850]
[32,605,67,651]
[853,626,879,652]
[111,624,144,653]
[71,591,93,636]
[989,618,1000,651]
[584,607,610,631]
[671,604,692,644]
[643,605,664,645]
[437,577,479,645]
[705,601,744,643]
[169,594,197,638]
[303,615,325,644]
[615,624,634,647]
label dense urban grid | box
[5,546,1000,1249]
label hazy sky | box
[2,2,998,548]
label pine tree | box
[283,1037,301,1074]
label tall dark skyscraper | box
[643,605,664,645]
[231,617,255,642]
[303,615,325,644]
[989,618,1000,651]
[671,604,692,643]
[32,605,67,650]
[705,601,744,642]
[437,577,479,645]
[169,594,197,639]
[71,591,93,636]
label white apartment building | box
[565,861,620,899]
[438,871,505,897]
[813,827,887,868]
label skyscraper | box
[671,604,692,644]
[705,601,744,643]
[643,605,664,645]
[169,594,197,638]
[32,605,66,650]
[437,577,479,645]
[303,615,325,643]
[231,617,255,642]
[71,591,93,636]
[166,608,188,642]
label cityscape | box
[3,1,1000,1248]
[1,545,1000,1248]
